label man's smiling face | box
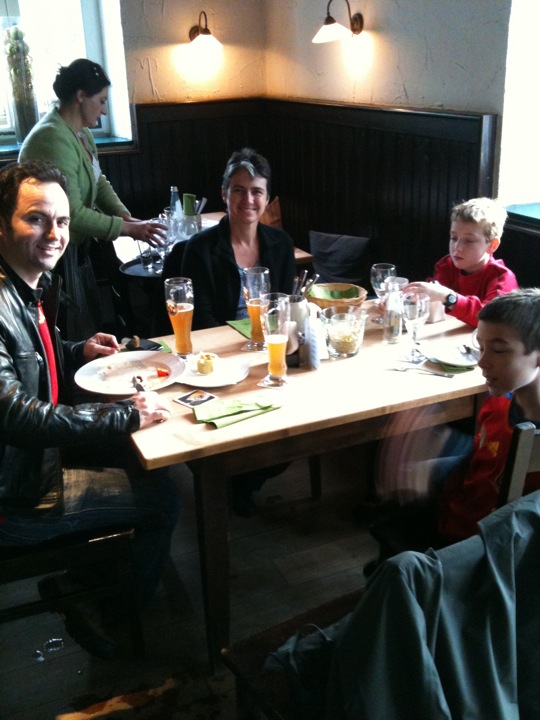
[0,179,70,288]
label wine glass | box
[370,263,397,324]
[242,266,270,351]
[401,292,431,362]
[258,293,290,387]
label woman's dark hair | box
[0,161,68,228]
[222,148,272,194]
[53,58,111,102]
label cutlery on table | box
[301,273,320,299]
[393,366,454,378]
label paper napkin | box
[193,398,280,428]
[435,361,475,373]
[227,319,252,339]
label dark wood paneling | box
[99,99,496,284]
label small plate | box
[178,357,250,388]
[74,351,185,396]
[431,346,478,368]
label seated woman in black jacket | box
[181,148,296,515]
[182,147,295,329]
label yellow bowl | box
[307,283,368,310]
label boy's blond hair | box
[451,197,507,242]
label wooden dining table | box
[130,304,486,665]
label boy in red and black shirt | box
[439,289,540,541]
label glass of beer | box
[258,292,290,387]
[242,266,270,352]
[164,277,194,357]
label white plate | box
[178,357,250,388]
[431,346,478,367]
[74,351,185,396]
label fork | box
[394,366,454,378]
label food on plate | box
[96,361,171,392]
[196,352,218,375]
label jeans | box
[0,438,181,607]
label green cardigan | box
[19,108,127,246]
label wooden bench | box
[221,588,365,720]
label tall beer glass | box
[164,277,194,356]
[242,266,270,352]
[259,293,290,387]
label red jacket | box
[439,395,540,541]
[429,254,518,327]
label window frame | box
[0,0,133,158]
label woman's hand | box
[131,391,172,428]
[83,333,120,361]
[122,219,167,247]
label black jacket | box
[0,260,139,516]
[181,216,296,329]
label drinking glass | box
[164,277,194,357]
[258,293,290,387]
[384,276,409,292]
[152,213,174,274]
[401,292,430,362]
[242,266,270,351]
[370,263,397,324]
[137,240,155,271]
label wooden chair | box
[367,420,540,572]
[0,525,145,654]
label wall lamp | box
[312,0,364,43]
[188,10,222,50]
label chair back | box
[308,231,371,285]
[498,421,540,506]
[260,196,283,228]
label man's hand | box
[83,333,120,362]
[131,391,172,428]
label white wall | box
[121,0,532,198]
[121,0,511,112]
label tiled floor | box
[0,447,378,719]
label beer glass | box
[242,266,270,352]
[164,277,194,357]
[259,293,290,387]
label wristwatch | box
[443,292,457,310]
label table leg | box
[192,458,231,669]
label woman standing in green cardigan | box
[19,58,165,340]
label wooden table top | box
[131,304,485,470]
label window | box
[0,0,130,150]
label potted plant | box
[4,24,38,144]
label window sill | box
[0,136,134,162]
[505,203,540,236]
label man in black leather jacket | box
[0,161,180,658]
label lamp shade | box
[312,17,352,43]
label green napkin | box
[193,398,280,428]
[435,361,475,373]
[158,340,172,353]
[227,318,252,339]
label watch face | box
[445,293,457,308]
